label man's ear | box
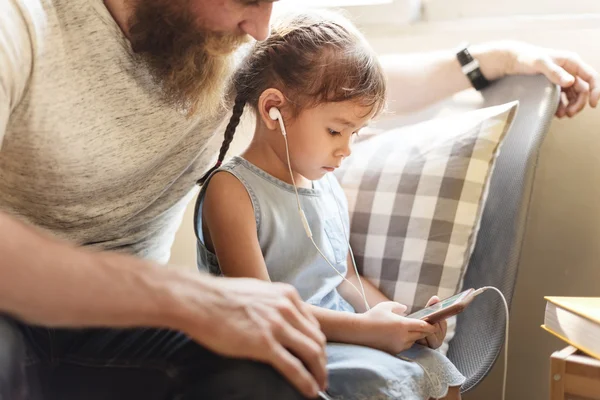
[258,88,287,130]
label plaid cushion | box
[334,102,517,351]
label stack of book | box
[542,296,600,360]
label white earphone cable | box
[473,286,509,400]
[326,173,370,312]
[274,109,510,400]
[276,114,370,311]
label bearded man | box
[0,1,327,399]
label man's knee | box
[186,359,310,400]
[0,316,28,399]
[226,361,309,400]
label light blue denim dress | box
[194,156,465,399]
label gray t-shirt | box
[0,0,229,263]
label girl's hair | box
[197,10,387,185]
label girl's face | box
[282,101,374,181]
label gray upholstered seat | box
[446,74,560,392]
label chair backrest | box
[446,74,560,392]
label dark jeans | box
[0,316,308,400]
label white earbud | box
[268,107,281,121]
[268,107,287,137]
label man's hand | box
[0,212,326,397]
[416,296,447,350]
[476,41,600,118]
[172,274,328,399]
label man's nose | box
[239,3,273,41]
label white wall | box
[424,0,600,20]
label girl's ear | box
[258,88,287,131]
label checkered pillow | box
[334,102,517,350]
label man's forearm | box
[0,211,330,396]
[0,210,202,330]
[380,44,508,114]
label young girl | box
[194,10,465,400]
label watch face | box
[457,48,474,66]
[467,69,483,79]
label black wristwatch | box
[456,44,491,91]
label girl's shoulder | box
[199,157,262,229]
[200,157,250,195]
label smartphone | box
[406,288,475,324]
[318,391,333,400]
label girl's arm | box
[202,171,271,281]
[338,253,393,313]
[204,172,361,336]
[203,173,394,343]
[203,174,435,351]
[338,252,448,350]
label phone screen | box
[407,290,471,320]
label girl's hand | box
[416,296,448,350]
[356,301,437,354]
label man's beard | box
[128,0,249,117]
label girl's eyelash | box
[328,129,361,138]
[240,0,260,7]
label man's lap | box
[0,315,307,400]
[0,317,28,399]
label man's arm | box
[0,210,328,397]
[381,41,600,117]
[380,47,480,115]
[0,210,180,327]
